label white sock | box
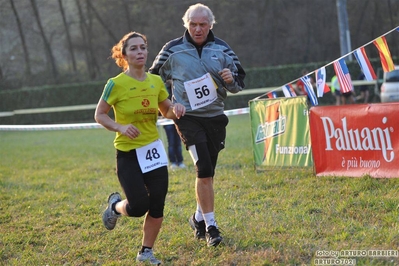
[203,212,217,229]
[195,203,203,222]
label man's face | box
[188,11,211,46]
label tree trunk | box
[75,0,101,79]
[30,0,58,79]
[86,0,118,43]
[58,0,77,72]
[122,0,132,32]
[9,0,32,77]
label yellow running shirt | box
[101,73,169,151]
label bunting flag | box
[354,47,377,81]
[282,84,296,97]
[333,58,353,94]
[300,76,318,106]
[373,36,395,72]
[252,26,398,104]
[315,67,330,97]
[267,91,277,99]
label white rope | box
[0,107,249,131]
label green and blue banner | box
[249,96,313,169]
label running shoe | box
[136,248,161,265]
[188,214,206,240]
[102,192,121,230]
[206,226,223,247]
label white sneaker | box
[178,163,186,169]
[136,248,161,265]
[169,163,178,170]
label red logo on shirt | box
[142,99,150,107]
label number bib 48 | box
[184,73,218,110]
[136,139,168,173]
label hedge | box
[0,59,385,125]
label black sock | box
[140,246,152,253]
[111,201,121,215]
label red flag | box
[267,91,277,99]
[373,36,395,72]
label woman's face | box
[124,37,148,67]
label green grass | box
[1,114,399,265]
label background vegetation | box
[1,0,398,125]
[1,114,399,265]
[0,0,398,90]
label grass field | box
[1,114,399,265]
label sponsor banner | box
[249,96,313,168]
[309,103,399,178]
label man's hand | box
[219,68,234,84]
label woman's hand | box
[172,103,185,119]
[159,99,185,119]
[119,124,141,139]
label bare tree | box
[0,0,398,87]
[58,0,77,72]
[86,0,118,43]
[9,0,31,77]
[122,0,132,32]
[30,0,58,78]
[75,0,101,79]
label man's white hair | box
[182,3,216,29]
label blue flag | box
[300,76,318,106]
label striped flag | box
[354,47,377,81]
[282,84,296,97]
[267,91,277,99]
[315,67,330,97]
[333,59,353,94]
[300,76,318,106]
[373,36,395,72]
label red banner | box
[310,103,399,178]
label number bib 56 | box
[184,73,218,110]
[136,139,168,173]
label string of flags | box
[256,26,399,105]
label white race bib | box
[136,139,168,173]
[184,73,218,110]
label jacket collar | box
[184,30,215,48]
